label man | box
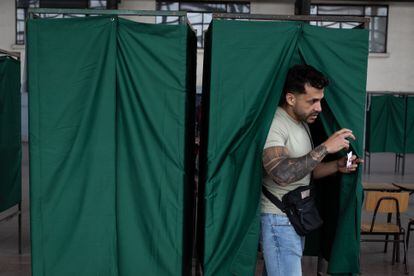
[261,64,362,276]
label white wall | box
[251,0,295,14]
[119,0,155,10]
[366,3,414,92]
[118,0,156,23]
[0,0,16,51]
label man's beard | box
[295,108,320,123]
[305,113,319,123]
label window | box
[16,0,108,45]
[156,1,250,48]
[310,4,388,53]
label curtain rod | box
[28,8,187,17]
[368,91,414,96]
[213,13,370,28]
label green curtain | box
[299,24,368,274]
[200,20,300,276]
[405,96,414,153]
[367,95,405,153]
[200,20,368,275]
[116,18,196,276]
[29,16,118,276]
[28,16,195,276]
[0,56,21,212]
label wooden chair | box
[361,191,409,274]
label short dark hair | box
[282,64,329,101]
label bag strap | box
[262,185,286,213]
[268,122,315,188]
[301,122,314,149]
[301,122,315,186]
[263,121,315,212]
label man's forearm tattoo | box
[263,145,328,186]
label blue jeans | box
[260,213,304,276]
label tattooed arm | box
[313,160,339,179]
[263,128,358,185]
[263,145,328,187]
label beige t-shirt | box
[261,107,313,215]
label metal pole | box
[212,13,369,26]
[367,93,372,174]
[28,8,187,18]
[0,49,20,59]
[402,95,408,176]
[363,90,368,172]
[368,91,414,96]
[18,203,22,254]
[295,0,311,15]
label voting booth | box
[28,11,196,276]
[198,17,369,275]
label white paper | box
[346,151,353,169]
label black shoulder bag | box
[262,185,323,236]
[262,122,323,236]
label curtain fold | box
[116,18,195,276]
[299,24,369,275]
[201,20,300,276]
[0,56,21,212]
[405,97,414,153]
[28,16,118,276]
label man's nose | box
[315,102,322,112]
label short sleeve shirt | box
[261,107,313,215]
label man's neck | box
[281,104,301,123]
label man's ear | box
[286,92,296,107]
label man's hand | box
[337,154,364,173]
[322,128,355,154]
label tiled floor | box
[1,145,413,275]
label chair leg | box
[403,234,409,274]
[396,234,401,263]
[395,154,398,173]
[384,213,392,253]
[407,221,413,269]
[368,152,371,174]
[392,237,396,265]
[384,234,389,253]
[18,203,22,254]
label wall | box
[118,0,156,23]
[251,0,295,14]
[0,0,15,51]
[366,3,414,92]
